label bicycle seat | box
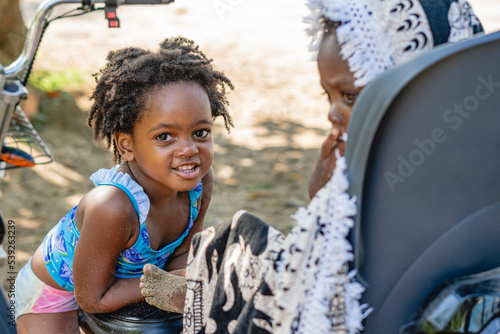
[345,30,500,333]
[80,301,182,334]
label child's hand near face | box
[308,128,345,199]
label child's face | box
[317,30,363,134]
[128,82,214,192]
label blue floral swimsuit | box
[42,166,203,291]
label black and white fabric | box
[183,210,284,333]
[305,0,484,87]
[183,158,367,334]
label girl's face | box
[318,30,363,134]
[125,82,214,193]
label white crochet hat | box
[305,0,483,87]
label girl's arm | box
[72,186,145,313]
[164,167,214,272]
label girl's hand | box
[308,128,345,199]
[140,264,187,313]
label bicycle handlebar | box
[1,0,174,78]
[111,0,174,4]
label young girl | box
[14,36,233,333]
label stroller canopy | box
[345,30,500,333]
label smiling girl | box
[14,36,233,333]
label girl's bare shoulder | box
[75,185,139,233]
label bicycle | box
[0,1,184,332]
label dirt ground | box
[1,0,500,290]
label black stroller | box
[346,29,500,333]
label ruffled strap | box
[89,166,150,224]
[188,181,203,221]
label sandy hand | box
[140,264,187,313]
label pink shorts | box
[14,259,79,320]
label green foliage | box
[28,66,85,92]
[26,67,86,130]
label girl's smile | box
[173,163,200,179]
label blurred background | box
[0,0,499,278]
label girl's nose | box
[176,139,199,157]
[328,104,345,127]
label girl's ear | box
[115,133,135,162]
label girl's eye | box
[156,133,173,142]
[194,129,209,138]
[342,92,358,105]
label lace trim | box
[306,0,488,87]
[89,167,150,224]
[272,157,370,334]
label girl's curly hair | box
[88,36,234,163]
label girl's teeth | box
[178,165,195,171]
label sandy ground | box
[1,0,500,293]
